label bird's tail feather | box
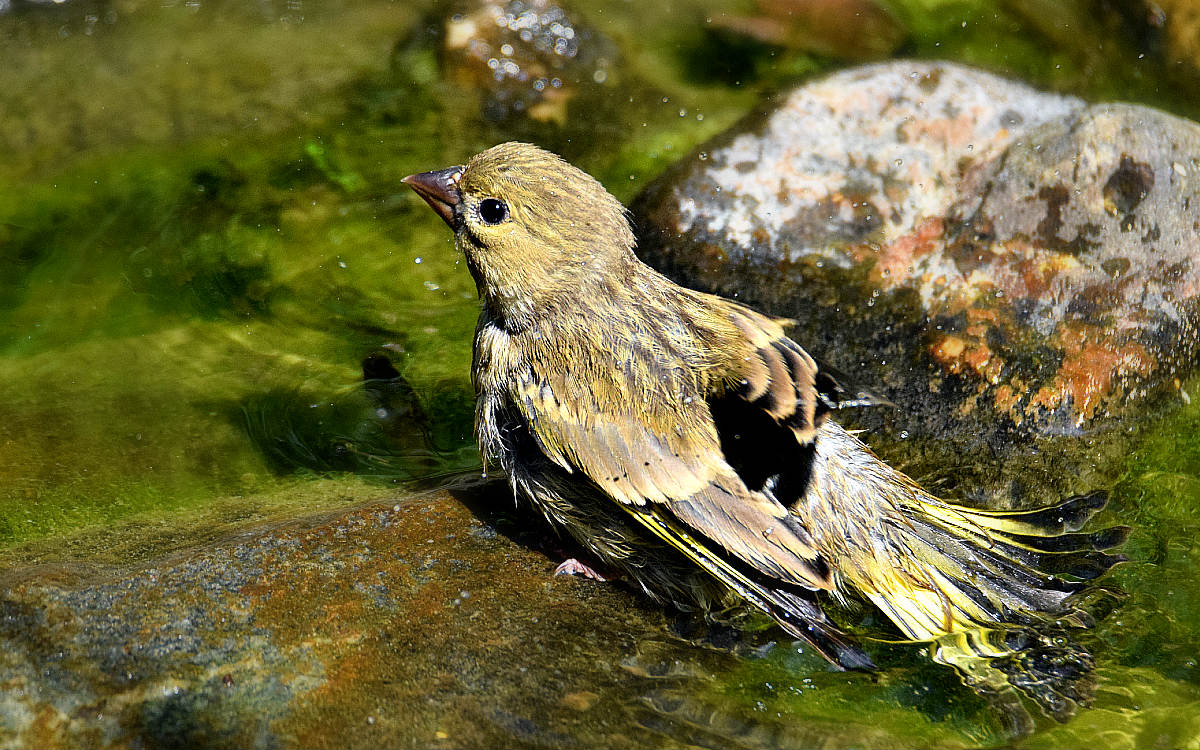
[880,490,1128,641]
[915,490,1128,575]
[854,487,1127,723]
[807,423,1126,647]
[853,490,1126,644]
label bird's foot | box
[553,558,616,581]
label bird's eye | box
[478,198,509,225]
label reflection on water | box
[0,0,1199,746]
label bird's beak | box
[402,166,464,229]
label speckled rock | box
[0,483,705,749]
[632,61,1200,500]
[0,482,1011,749]
[427,0,617,125]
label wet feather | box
[403,142,1127,687]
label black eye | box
[478,198,509,225]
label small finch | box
[403,142,1125,674]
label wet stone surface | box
[408,0,618,126]
[632,61,1200,502]
[11,477,1094,749]
[0,483,695,748]
[2,481,990,749]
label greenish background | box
[1,0,1198,746]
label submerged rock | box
[414,0,618,126]
[236,350,439,479]
[6,481,1025,748]
[632,61,1200,501]
[0,483,687,748]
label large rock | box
[0,483,695,748]
[396,0,619,127]
[632,61,1200,501]
[3,483,1193,748]
[0,483,1033,748]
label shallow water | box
[1,0,1199,746]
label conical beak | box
[402,166,464,228]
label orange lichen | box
[929,317,1006,386]
[968,343,1005,384]
[1028,324,1155,422]
[931,334,966,362]
[1001,248,1080,300]
[993,383,1024,420]
[874,217,945,288]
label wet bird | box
[403,143,1125,683]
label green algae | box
[0,0,765,549]
[0,476,397,579]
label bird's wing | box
[513,369,834,592]
[718,304,891,445]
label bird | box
[402,142,1126,681]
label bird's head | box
[404,142,636,329]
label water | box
[1,0,1198,746]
